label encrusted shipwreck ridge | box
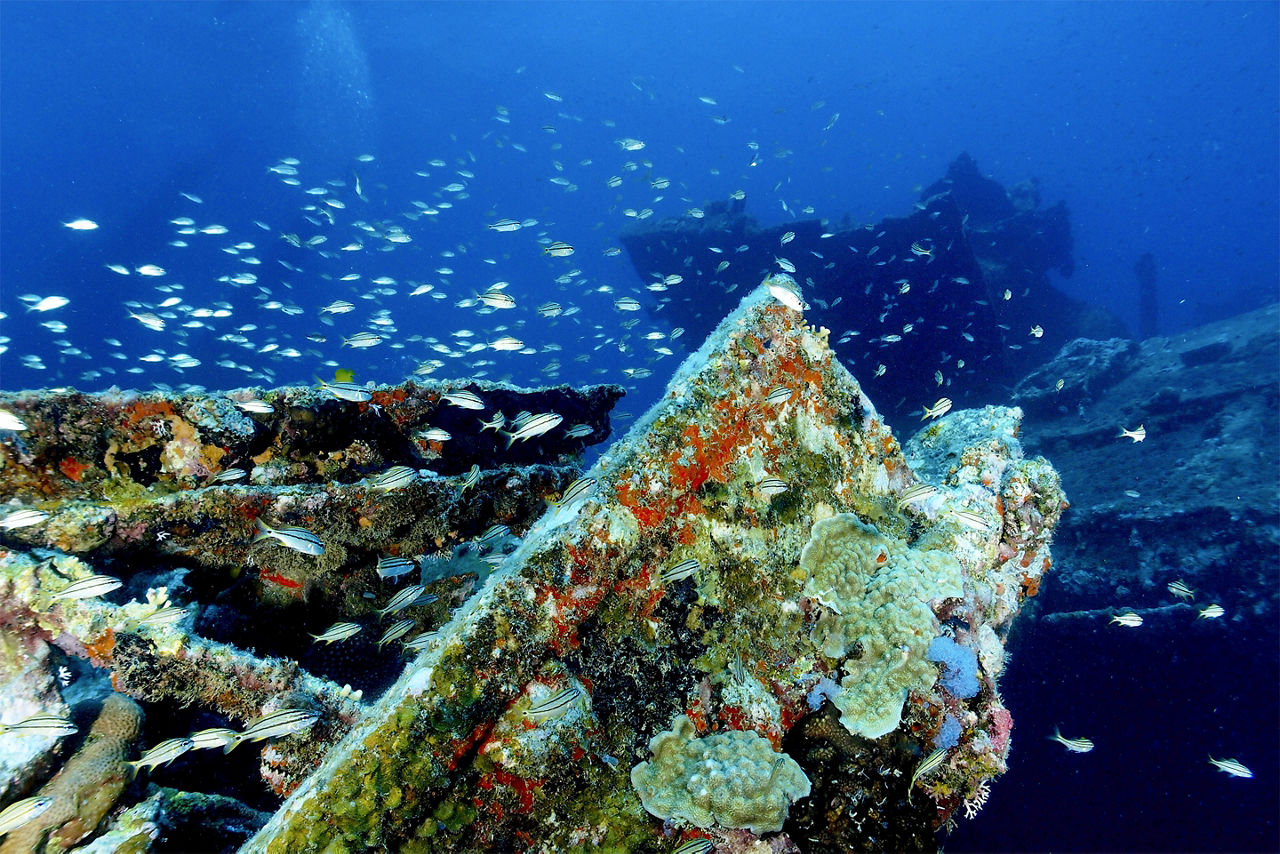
[0,377,623,846]
[250,275,1065,852]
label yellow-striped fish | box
[1049,726,1094,753]
[908,747,948,803]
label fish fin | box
[501,430,516,450]
[250,518,272,544]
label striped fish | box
[311,617,363,645]
[549,477,596,509]
[310,622,362,645]
[252,519,325,556]
[921,397,953,420]
[459,464,481,493]
[376,555,417,581]
[189,727,239,751]
[442,390,485,409]
[477,524,510,547]
[908,747,948,803]
[130,737,194,772]
[378,618,416,649]
[1110,612,1143,627]
[1208,756,1252,778]
[227,708,320,752]
[52,574,122,600]
[524,685,582,722]
[501,412,563,448]
[0,795,54,835]
[897,484,937,510]
[1049,727,1094,753]
[764,386,793,405]
[1198,604,1225,619]
[0,508,48,530]
[136,605,189,629]
[478,411,506,432]
[403,630,442,652]
[371,465,418,492]
[318,378,373,402]
[1167,579,1195,601]
[758,477,789,497]
[661,558,700,584]
[951,509,991,531]
[672,840,713,854]
[377,584,426,619]
[0,713,77,737]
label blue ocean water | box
[1,2,1276,851]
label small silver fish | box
[0,713,77,737]
[52,574,122,600]
[758,477,788,497]
[661,558,700,584]
[310,622,362,645]
[371,465,418,492]
[764,386,793,405]
[227,708,320,752]
[549,477,596,509]
[1,508,49,529]
[442,390,485,410]
[1208,756,1252,778]
[523,685,582,722]
[1198,604,1225,619]
[376,555,417,581]
[0,795,54,835]
[1110,612,1143,627]
[1049,727,1094,753]
[189,727,239,750]
[951,509,991,531]
[0,410,28,431]
[377,584,427,619]
[318,379,372,402]
[563,423,593,439]
[342,332,385,348]
[1167,579,1195,601]
[378,618,416,648]
[478,411,506,432]
[897,484,937,510]
[136,605,189,629]
[252,519,325,556]
[921,398,952,420]
[501,412,563,448]
[908,747,948,803]
[402,630,442,652]
[1119,424,1146,443]
[209,467,247,484]
[477,524,510,548]
[130,737,195,772]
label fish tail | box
[222,737,240,755]
[250,518,273,544]
[501,430,516,450]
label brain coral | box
[800,514,963,739]
[630,714,811,835]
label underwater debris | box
[0,375,623,846]
[241,277,1062,851]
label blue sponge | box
[927,636,980,699]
